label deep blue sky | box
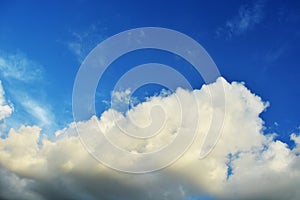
[0,0,299,145]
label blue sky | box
[1,0,299,140]
[0,0,300,199]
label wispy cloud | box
[0,81,13,121]
[67,24,107,62]
[0,80,13,135]
[265,43,288,63]
[0,52,43,82]
[1,89,57,134]
[217,1,265,38]
[67,41,84,61]
[0,51,57,133]
[21,98,54,127]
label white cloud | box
[221,138,300,200]
[291,133,300,155]
[0,80,13,135]
[0,51,56,131]
[109,89,140,114]
[0,52,43,82]
[291,133,300,145]
[0,77,299,199]
[20,96,56,129]
[0,80,13,121]
[217,1,264,38]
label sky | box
[0,0,300,199]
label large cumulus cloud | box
[0,77,299,200]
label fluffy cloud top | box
[0,77,299,200]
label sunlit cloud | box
[0,78,299,199]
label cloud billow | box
[0,78,299,200]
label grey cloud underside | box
[0,166,198,200]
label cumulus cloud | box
[0,77,299,199]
